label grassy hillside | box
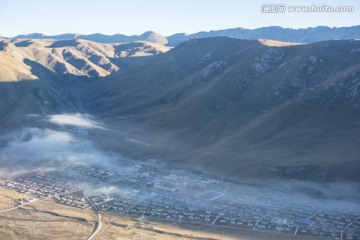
[0,38,169,128]
[82,37,360,181]
[1,37,359,181]
[0,38,170,80]
[0,186,97,240]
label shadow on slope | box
[47,40,80,48]
[80,38,360,182]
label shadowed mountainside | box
[1,36,360,181]
[79,37,360,181]
[0,38,169,128]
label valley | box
[1,22,360,240]
[1,37,360,181]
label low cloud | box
[126,138,151,146]
[0,127,116,178]
[84,186,136,198]
[48,113,104,129]
[0,128,74,160]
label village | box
[1,163,359,240]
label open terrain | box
[0,185,96,240]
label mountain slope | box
[0,38,170,129]
[1,36,360,181]
[0,41,38,81]
[81,37,360,181]
[0,38,170,80]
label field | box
[0,185,96,240]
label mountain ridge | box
[167,25,360,45]
[7,25,360,46]
[0,38,170,81]
[12,31,168,45]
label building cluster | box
[1,173,89,209]
[1,164,359,240]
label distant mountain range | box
[167,25,360,46]
[4,25,360,45]
[11,31,169,45]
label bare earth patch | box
[0,185,96,240]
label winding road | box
[86,196,103,240]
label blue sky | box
[0,0,358,37]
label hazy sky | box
[1,0,358,37]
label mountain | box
[80,37,360,181]
[0,38,169,128]
[166,26,360,46]
[10,26,360,47]
[13,31,168,45]
[13,33,79,40]
[0,38,170,80]
[1,35,360,181]
[139,31,168,45]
